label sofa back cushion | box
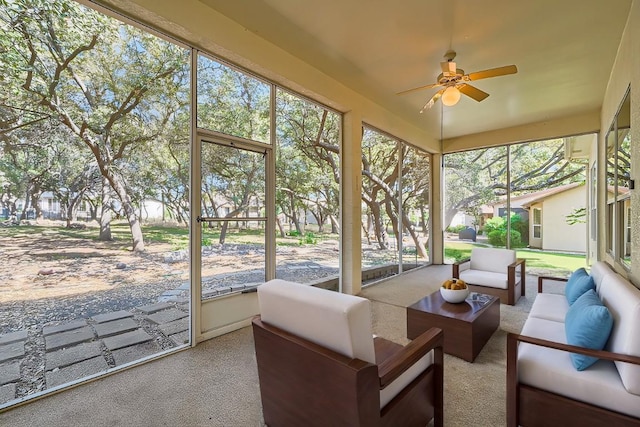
[598,273,640,395]
[590,261,613,294]
[470,248,516,274]
[258,279,376,364]
[565,268,596,305]
[565,289,613,370]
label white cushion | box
[519,317,640,417]
[380,353,432,408]
[258,279,376,363]
[459,270,511,289]
[590,261,613,294]
[469,248,516,274]
[528,293,568,323]
[258,279,433,409]
[598,274,640,395]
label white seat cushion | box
[459,269,511,289]
[519,317,640,418]
[528,293,569,323]
[598,274,640,395]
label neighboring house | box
[521,183,587,253]
[451,182,589,253]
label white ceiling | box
[199,0,631,142]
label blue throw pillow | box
[565,268,595,305]
[565,289,613,371]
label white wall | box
[540,186,587,253]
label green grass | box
[445,242,586,275]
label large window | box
[444,146,507,258]
[444,138,587,271]
[0,0,191,407]
[0,0,345,409]
[606,88,631,267]
[197,54,270,143]
[274,88,341,284]
[361,126,431,283]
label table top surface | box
[407,291,498,322]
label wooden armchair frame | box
[507,332,640,427]
[252,316,444,427]
[537,274,570,292]
[452,257,526,305]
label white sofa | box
[453,247,525,305]
[507,261,640,426]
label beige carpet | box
[362,264,539,427]
[1,264,542,427]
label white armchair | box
[453,247,525,305]
[252,279,444,427]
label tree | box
[444,140,586,230]
[1,0,190,251]
[275,89,341,237]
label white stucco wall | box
[539,186,587,253]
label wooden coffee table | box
[407,291,499,362]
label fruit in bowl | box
[440,279,470,303]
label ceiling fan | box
[397,50,517,112]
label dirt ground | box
[0,225,190,303]
[0,221,391,334]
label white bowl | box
[440,286,470,303]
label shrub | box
[446,225,466,233]
[483,216,505,235]
[487,229,522,247]
[299,232,317,245]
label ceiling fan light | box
[441,86,461,106]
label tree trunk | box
[367,201,387,249]
[30,188,42,221]
[99,177,113,241]
[276,216,285,238]
[118,191,144,252]
[329,215,339,234]
[219,220,229,245]
[403,213,428,259]
[419,205,428,237]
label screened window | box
[361,125,432,282]
[197,54,271,143]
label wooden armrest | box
[452,258,470,278]
[509,258,525,268]
[373,336,403,364]
[507,258,526,296]
[537,275,568,293]
[378,327,443,388]
[508,332,640,366]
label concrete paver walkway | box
[0,301,189,407]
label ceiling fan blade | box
[420,89,445,113]
[458,83,490,102]
[396,82,442,96]
[467,65,517,81]
[440,61,456,76]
